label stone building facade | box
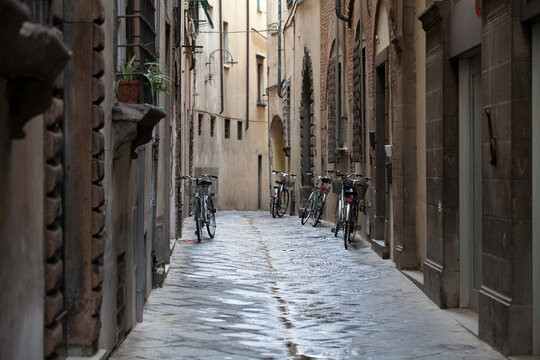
[0,0,179,358]
[181,0,270,213]
[268,0,538,356]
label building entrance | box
[458,54,482,310]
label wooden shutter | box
[327,57,336,163]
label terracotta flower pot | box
[117,80,141,104]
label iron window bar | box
[19,0,54,26]
[116,1,158,105]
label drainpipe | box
[189,39,196,71]
[335,0,350,25]
[151,126,159,278]
[360,2,366,174]
[335,0,349,149]
[219,0,224,114]
[335,7,341,149]
[246,0,250,129]
[277,0,284,98]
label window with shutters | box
[352,42,366,163]
[327,57,336,163]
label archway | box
[270,116,286,172]
[300,45,315,203]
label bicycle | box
[332,172,370,249]
[271,170,296,218]
[181,174,218,242]
[301,171,332,227]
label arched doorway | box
[300,45,315,203]
[270,116,286,172]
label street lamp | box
[205,48,238,82]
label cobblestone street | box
[110,211,504,360]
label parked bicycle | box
[271,170,296,218]
[181,174,218,242]
[332,171,370,249]
[301,170,332,227]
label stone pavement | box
[110,211,505,360]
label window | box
[210,116,215,137]
[237,121,243,140]
[198,114,203,136]
[257,62,264,105]
[224,118,230,139]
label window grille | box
[116,0,158,105]
[237,121,242,140]
[224,119,230,139]
[210,116,215,137]
[20,0,54,26]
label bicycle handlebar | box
[181,174,218,181]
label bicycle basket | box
[285,176,296,188]
[332,179,342,194]
[183,180,195,197]
[357,181,369,199]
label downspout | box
[360,1,366,174]
[219,0,224,114]
[335,0,349,148]
[335,0,350,24]
[246,0,250,129]
[277,0,284,98]
[335,6,341,149]
[189,40,196,71]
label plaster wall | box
[0,80,45,359]
[190,0,269,211]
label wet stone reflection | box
[111,211,503,360]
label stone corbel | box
[112,102,167,160]
[0,0,71,139]
[418,0,447,32]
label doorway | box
[374,58,388,245]
[458,54,482,310]
[532,22,540,355]
[300,49,314,204]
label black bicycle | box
[301,171,332,226]
[182,174,218,242]
[333,172,370,249]
[271,170,296,218]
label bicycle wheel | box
[277,189,289,217]
[206,199,216,238]
[271,195,277,218]
[301,191,314,225]
[194,198,202,242]
[312,193,325,227]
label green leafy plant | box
[143,61,171,96]
[117,54,140,81]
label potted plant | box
[117,54,141,104]
[143,61,171,97]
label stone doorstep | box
[442,308,479,336]
[66,349,107,360]
[401,269,424,290]
[164,238,177,276]
[370,238,390,259]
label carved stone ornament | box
[0,0,71,139]
[112,102,167,159]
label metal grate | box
[20,0,54,26]
[117,0,158,104]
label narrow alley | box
[111,212,503,360]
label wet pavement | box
[110,211,504,360]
